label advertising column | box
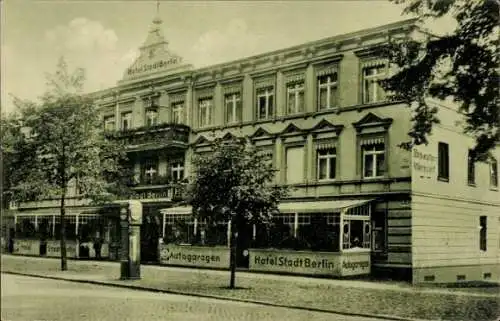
[120,200,142,280]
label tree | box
[185,137,289,289]
[6,57,129,271]
[383,0,499,160]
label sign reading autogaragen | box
[249,249,370,276]
[159,244,230,268]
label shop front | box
[8,209,116,260]
[158,199,373,277]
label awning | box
[278,199,372,213]
[160,206,193,215]
[160,199,372,215]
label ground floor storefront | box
[3,193,498,284]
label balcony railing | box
[106,123,190,151]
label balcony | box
[123,175,187,202]
[106,123,190,152]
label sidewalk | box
[1,255,499,321]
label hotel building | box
[4,14,499,284]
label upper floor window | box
[362,142,385,178]
[171,101,184,124]
[285,146,304,184]
[144,96,160,109]
[145,109,158,127]
[287,82,305,115]
[362,65,386,104]
[467,150,476,185]
[225,93,242,124]
[198,98,213,127]
[256,87,274,120]
[317,148,337,181]
[104,116,115,132]
[171,160,185,182]
[121,112,132,131]
[141,158,158,185]
[318,73,338,110]
[490,158,498,188]
[438,142,449,181]
[479,216,487,251]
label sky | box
[1,0,428,115]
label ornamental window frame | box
[285,73,305,115]
[352,112,393,180]
[254,76,276,121]
[316,69,338,111]
[198,97,213,128]
[225,92,242,124]
[103,115,115,132]
[317,147,337,181]
[361,62,387,104]
[121,112,132,131]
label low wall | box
[249,248,371,277]
[13,239,39,256]
[159,244,230,269]
[45,240,78,258]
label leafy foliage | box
[186,137,289,227]
[4,57,130,204]
[383,0,499,160]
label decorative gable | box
[251,127,276,146]
[352,112,393,134]
[192,135,211,146]
[221,132,238,141]
[280,123,303,136]
[310,119,344,139]
[251,127,273,139]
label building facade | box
[5,14,499,284]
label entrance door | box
[140,215,161,263]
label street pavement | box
[1,274,387,321]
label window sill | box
[489,186,498,191]
[467,182,477,187]
[341,248,371,253]
[362,176,385,180]
[437,177,449,183]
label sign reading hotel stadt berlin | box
[249,249,370,276]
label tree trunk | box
[229,218,237,289]
[60,191,67,271]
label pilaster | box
[305,64,315,113]
[276,71,285,117]
[243,74,253,122]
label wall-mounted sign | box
[13,239,39,256]
[159,244,230,268]
[130,189,170,200]
[45,240,77,258]
[412,148,437,175]
[127,57,180,76]
[249,249,370,276]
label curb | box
[1,271,429,321]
